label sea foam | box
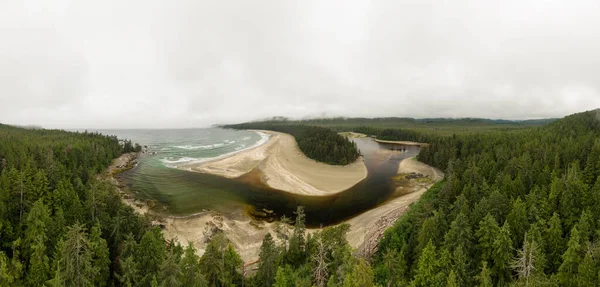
[161,131,270,169]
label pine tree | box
[257,233,280,287]
[24,199,51,286]
[577,251,596,287]
[273,266,291,287]
[492,222,513,284]
[223,244,243,286]
[159,249,183,287]
[116,256,138,287]
[545,213,564,272]
[444,211,473,254]
[446,270,458,287]
[287,206,306,266]
[342,259,374,287]
[274,215,292,253]
[89,223,110,286]
[56,223,98,287]
[135,227,166,286]
[558,227,584,286]
[411,240,438,287]
[506,197,528,248]
[199,234,225,286]
[476,213,500,264]
[475,261,492,287]
[179,243,207,287]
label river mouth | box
[116,131,420,227]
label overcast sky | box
[1,0,600,129]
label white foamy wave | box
[162,131,271,169]
[160,157,214,168]
[173,140,236,150]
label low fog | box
[1,0,600,129]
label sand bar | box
[162,157,443,261]
[182,130,368,196]
[110,151,443,262]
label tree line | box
[223,123,360,165]
[0,124,233,286]
[372,109,600,286]
[0,123,377,286]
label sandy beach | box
[110,145,443,262]
[182,130,368,196]
[159,157,442,262]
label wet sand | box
[110,146,443,262]
[160,157,443,262]
[182,130,368,196]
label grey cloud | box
[1,0,599,129]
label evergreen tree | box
[179,243,207,287]
[545,213,564,273]
[257,233,279,287]
[577,251,596,287]
[55,223,98,287]
[287,206,306,266]
[443,211,473,254]
[89,223,110,286]
[24,199,51,286]
[492,222,513,284]
[558,227,584,286]
[446,270,458,287]
[342,259,374,287]
[135,228,166,286]
[411,240,439,287]
[475,261,492,287]
[116,256,138,287]
[273,266,291,287]
[158,249,182,287]
[506,197,528,248]
[476,213,500,264]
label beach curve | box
[180,130,368,196]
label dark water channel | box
[119,138,420,227]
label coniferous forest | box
[373,109,600,286]
[2,109,600,286]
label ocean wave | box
[173,139,236,151]
[160,131,270,169]
[160,156,218,168]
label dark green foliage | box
[257,233,279,286]
[0,124,173,286]
[373,109,600,286]
[223,123,360,165]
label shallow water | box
[103,128,419,227]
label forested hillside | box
[0,125,246,286]
[223,123,360,165]
[373,109,600,286]
[0,124,373,287]
[256,116,552,136]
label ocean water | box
[96,128,268,168]
[98,128,421,226]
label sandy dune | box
[183,130,368,196]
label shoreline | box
[181,130,369,196]
[374,138,429,147]
[108,152,443,262]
